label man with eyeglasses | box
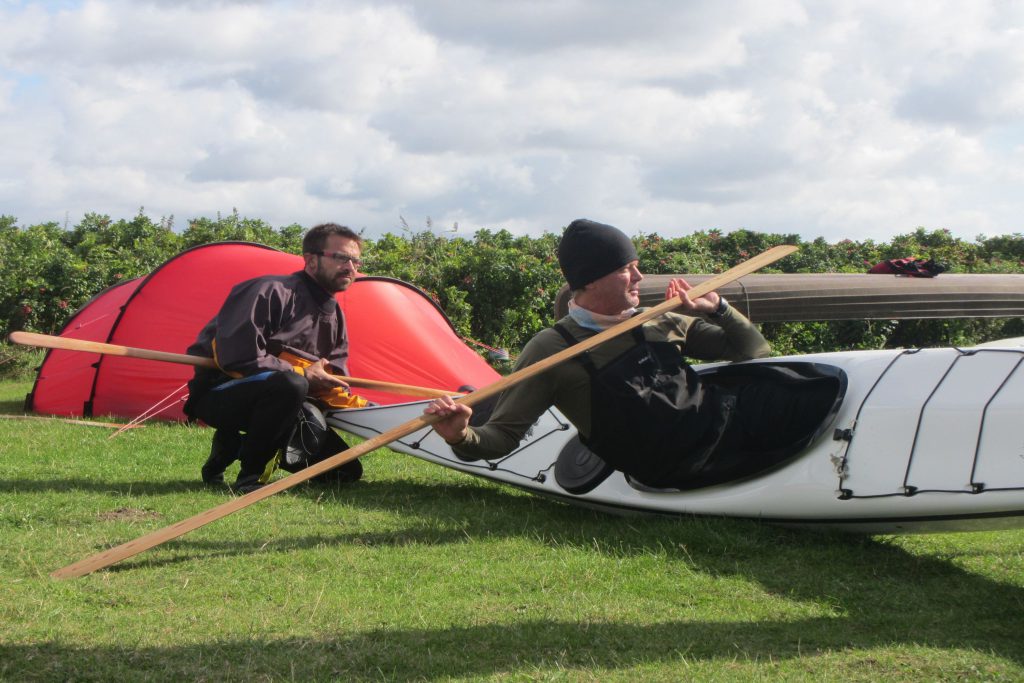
[184,223,366,493]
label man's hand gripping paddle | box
[43,244,797,579]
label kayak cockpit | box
[554,361,848,494]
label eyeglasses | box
[315,251,363,268]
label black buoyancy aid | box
[552,323,729,487]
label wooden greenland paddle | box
[7,331,463,399]
[45,244,798,579]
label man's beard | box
[313,266,352,293]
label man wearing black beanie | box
[426,218,775,491]
[557,219,640,292]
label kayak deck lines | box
[971,353,1024,487]
[329,406,574,484]
[838,346,1024,500]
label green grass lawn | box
[1,379,1023,681]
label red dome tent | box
[26,242,499,421]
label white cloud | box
[0,0,1022,242]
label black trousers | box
[188,371,307,481]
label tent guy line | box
[107,382,189,439]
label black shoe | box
[337,458,364,482]
[310,458,363,485]
[232,471,266,494]
[233,481,265,494]
[202,430,241,485]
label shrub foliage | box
[2,211,1022,378]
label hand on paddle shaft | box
[303,358,351,392]
[665,277,721,314]
[424,395,473,445]
[426,279,726,444]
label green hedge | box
[2,211,1023,378]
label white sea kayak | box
[327,338,1024,534]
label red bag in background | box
[867,258,946,278]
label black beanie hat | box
[557,219,639,290]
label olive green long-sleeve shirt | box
[452,305,770,461]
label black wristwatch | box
[708,296,729,319]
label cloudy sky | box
[2,0,1023,242]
